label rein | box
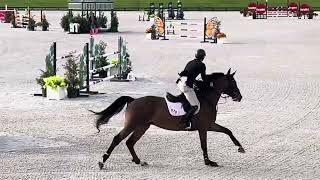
[195,77,232,107]
[218,94,230,104]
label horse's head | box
[223,68,242,102]
[204,69,242,102]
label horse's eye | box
[210,82,214,87]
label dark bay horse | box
[91,69,245,169]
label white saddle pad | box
[165,98,201,117]
[165,98,186,116]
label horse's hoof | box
[103,154,110,162]
[205,160,219,167]
[98,162,104,170]
[238,147,245,153]
[132,159,141,164]
[141,162,148,166]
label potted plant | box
[216,32,227,44]
[41,15,49,31]
[44,76,67,100]
[145,27,152,40]
[64,53,80,98]
[107,58,119,76]
[109,10,119,32]
[27,17,36,31]
[61,11,73,31]
[145,25,157,40]
[35,69,54,97]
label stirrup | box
[184,121,192,130]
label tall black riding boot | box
[183,105,198,130]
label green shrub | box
[42,16,49,31]
[243,8,248,17]
[94,41,108,68]
[109,10,119,32]
[97,14,108,28]
[5,11,13,23]
[71,15,90,33]
[28,17,36,31]
[11,17,17,28]
[61,12,73,31]
[64,53,80,90]
[36,69,55,88]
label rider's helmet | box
[195,49,206,60]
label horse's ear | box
[231,70,237,77]
[227,68,231,75]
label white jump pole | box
[5,4,7,10]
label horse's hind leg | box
[99,127,134,170]
[209,123,245,153]
[126,124,150,166]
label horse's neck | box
[198,89,222,107]
[196,79,225,106]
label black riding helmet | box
[195,49,206,60]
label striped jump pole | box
[164,17,210,43]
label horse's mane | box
[206,73,225,81]
[195,72,225,94]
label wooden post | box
[201,17,208,43]
[161,16,169,40]
[266,0,268,19]
[40,10,43,22]
[81,2,84,17]
[28,7,31,19]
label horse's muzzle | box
[237,95,242,102]
[233,94,242,102]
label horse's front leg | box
[208,123,245,153]
[198,130,219,167]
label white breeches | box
[177,77,200,109]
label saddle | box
[165,81,205,116]
[166,92,191,112]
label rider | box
[177,49,208,129]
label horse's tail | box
[89,96,135,132]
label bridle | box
[196,76,235,106]
[210,79,235,105]
[218,95,230,104]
